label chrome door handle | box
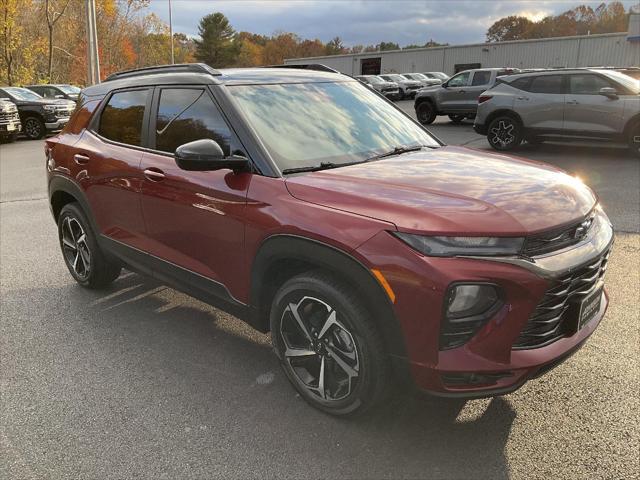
[144,168,165,181]
[517,96,530,101]
[74,153,90,165]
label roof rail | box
[105,63,221,81]
[268,64,341,74]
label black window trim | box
[88,86,153,152]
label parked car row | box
[413,66,639,157]
[0,84,78,141]
[355,71,449,100]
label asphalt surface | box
[1,119,639,479]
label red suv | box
[47,64,613,416]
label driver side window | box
[448,72,470,87]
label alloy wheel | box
[61,216,91,280]
[24,118,43,139]
[279,296,359,402]
[490,120,516,147]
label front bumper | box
[45,117,70,131]
[0,121,21,133]
[356,208,614,397]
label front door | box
[139,86,251,299]
[439,71,471,111]
[564,73,624,135]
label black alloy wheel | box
[23,117,45,140]
[487,116,523,151]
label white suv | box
[473,68,640,157]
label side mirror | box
[174,139,249,172]
[441,82,449,88]
[599,87,618,99]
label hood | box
[285,146,596,235]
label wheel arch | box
[623,113,640,137]
[485,109,524,129]
[248,234,408,360]
[49,175,97,231]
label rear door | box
[466,70,493,111]
[440,71,471,112]
[73,88,150,254]
[138,86,251,297]
[564,73,624,135]
[514,74,565,131]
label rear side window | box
[155,88,232,155]
[98,89,148,146]
[471,71,491,86]
[529,75,564,94]
[509,77,532,91]
[568,74,612,94]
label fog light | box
[447,284,498,318]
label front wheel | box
[416,101,436,125]
[487,116,523,151]
[23,117,45,140]
[270,272,391,416]
[58,203,121,288]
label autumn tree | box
[43,0,71,81]
[486,16,534,42]
[378,41,400,51]
[325,36,346,55]
[194,12,237,68]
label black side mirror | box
[599,87,618,99]
[441,82,449,88]
[174,139,249,172]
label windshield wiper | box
[366,145,426,162]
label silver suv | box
[414,68,519,124]
[354,75,400,100]
[379,74,423,99]
[473,69,640,157]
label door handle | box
[73,153,90,165]
[566,99,579,105]
[144,168,165,181]
[517,96,530,101]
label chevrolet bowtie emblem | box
[575,217,594,239]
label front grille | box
[54,105,73,117]
[513,248,610,349]
[523,213,595,256]
[0,110,19,122]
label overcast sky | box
[147,0,638,46]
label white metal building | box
[284,32,639,76]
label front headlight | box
[393,232,524,257]
[43,105,56,112]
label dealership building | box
[284,26,639,76]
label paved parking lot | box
[1,120,639,479]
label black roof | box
[83,64,351,97]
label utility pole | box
[85,0,100,85]
[169,0,175,64]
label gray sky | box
[148,0,638,46]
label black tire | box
[487,115,523,151]
[627,120,640,158]
[448,114,465,124]
[23,116,45,140]
[416,101,437,125]
[270,271,391,417]
[58,203,121,289]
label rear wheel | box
[448,114,465,124]
[58,203,121,288]
[270,271,391,416]
[23,116,45,140]
[627,120,640,158]
[416,101,436,125]
[487,115,523,151]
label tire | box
[448,114,465,124]
[23,116,45,140]
[58,203,121,289]
[487,115,523,151]
[270,271,391,417]
[627,120,640,158]
[416,101,436,125]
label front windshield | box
[597,70,639,93]
[57,85,81,94]
[228,81,439,172]
[3,87,42,101]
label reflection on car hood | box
[285,146,597,235]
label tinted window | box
[510,77,532,91]
[529,75,564,94]
[569,74,612,94]
[448,72,470,87]
[155,88,232,155]
[471,71,491,86]
[98,89,148,146]
[40,87,59,98]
